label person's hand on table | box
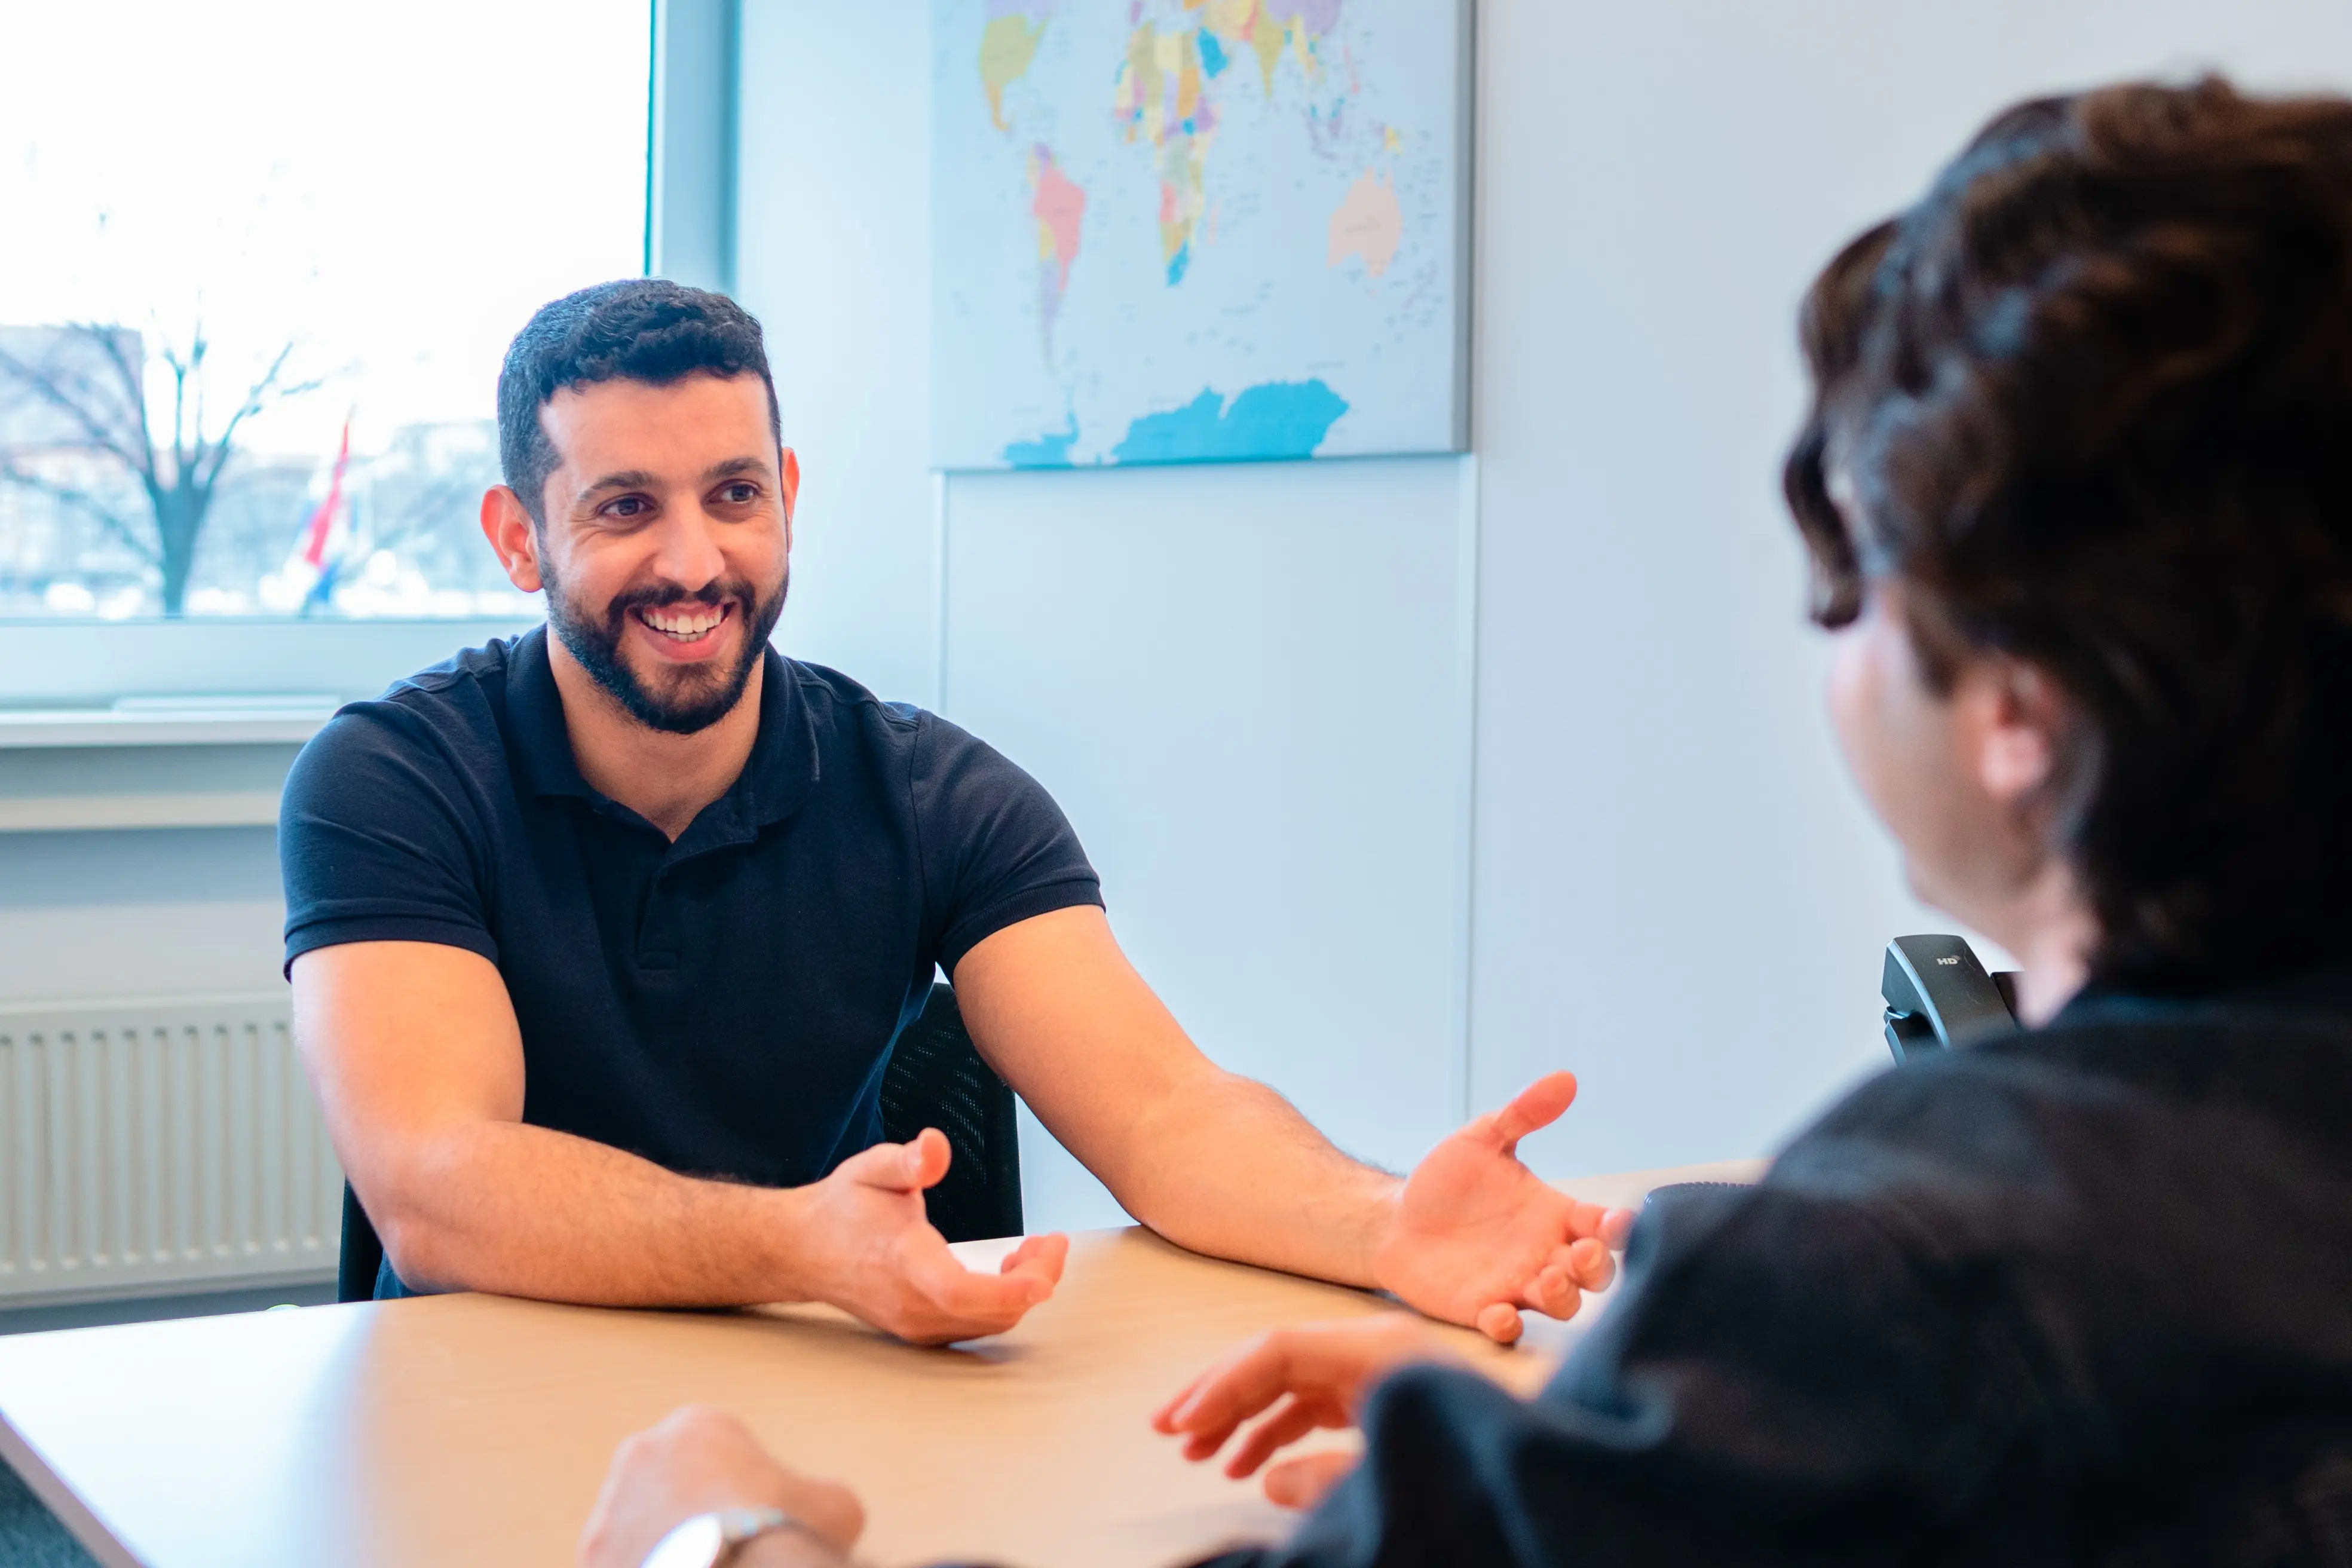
[1370,1071,1639,1343]
[1153,1314,1460,1510]
[791,1128,1069,1345]
[580,1405,860,1568]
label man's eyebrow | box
[571,458,773,507]
[703,456,774,482]
[575,469,660,503]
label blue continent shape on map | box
[1111,379,1350,464]
[1000,379,1350,467]
[1002,411,1082,467]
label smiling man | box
[279,280,1627,1342]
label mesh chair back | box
[880,982,1025,1242]
[333,981,1025,1300]
[338,1183,386,1304]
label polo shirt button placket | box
[636,865,681,976]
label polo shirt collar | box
[502,623,817,843]
[504,626,590,800]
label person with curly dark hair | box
[581,75,2352,1568]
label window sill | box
[0,707,331,832]
[0,706,336,751]
[0,789,286,832]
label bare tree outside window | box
[0,324,318,617]
[1,1,650,630]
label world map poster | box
[930,0,1469,471]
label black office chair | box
[880,981,1025,1244]
[335,981,1024,1301]
[336,1183,384,1304]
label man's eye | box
[607,496,649,518]
[721,483,758,503]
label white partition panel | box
[941,458,1472,1233]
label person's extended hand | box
[578,1405,861,1568]
[789,1128,1068,1344]
[1371,1072,1637,1343]
[1152,1315,1455,1510]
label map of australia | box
[932,0,1468,470]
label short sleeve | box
[278,702,502,974]
[909,712,1103,973]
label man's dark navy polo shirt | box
[278,625,1101,1192]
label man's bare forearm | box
[951,909,1405,1290]
[369,1119,809,1304]
[1107,1068,1401,1288]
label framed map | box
[930,1,1470,471]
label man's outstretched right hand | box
[785,1128,1068,1344]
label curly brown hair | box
[1784,77,2352,994]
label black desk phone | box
[1881,935,2021,1059]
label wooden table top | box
[0,1160,1762,1568]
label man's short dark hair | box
[496,279,782,522]
[1784,76,2352,994]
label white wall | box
[1466,0,2352,1173]
[737,0,2352,1227]
[735,0,941,709]
[0,829,285,1003]
[942,459,1474,1228]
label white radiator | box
[0,993,342,1306]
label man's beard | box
[542,564,788,736]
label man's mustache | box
[603,585,749,623]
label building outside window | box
[0,1,652,630]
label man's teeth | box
[639,606,727,639]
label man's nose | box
[647,504,728,591]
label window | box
[0,2,651,632]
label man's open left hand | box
[1371,1072,1637,1343]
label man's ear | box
[779,446,801,553]
[480,485,545,593]
[1970,657,2066,807]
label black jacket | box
[1211,969,2352,1566]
